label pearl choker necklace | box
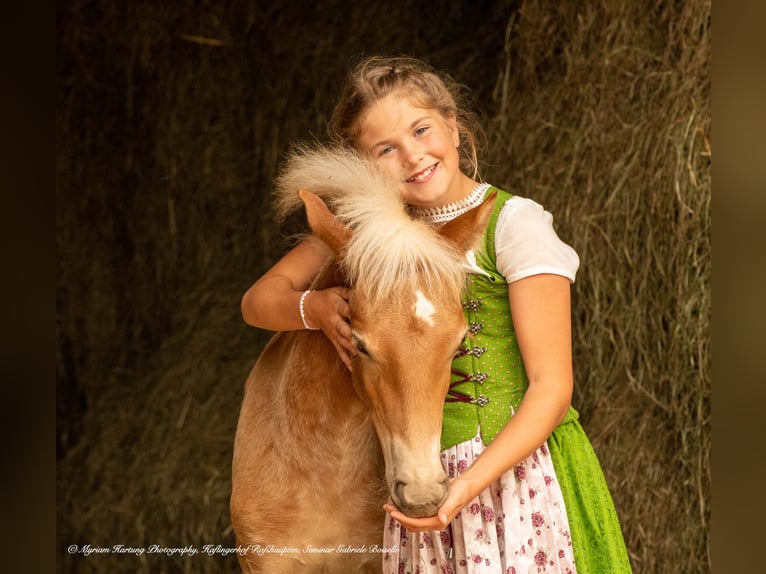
[410,182,492,224]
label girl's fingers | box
[315,287,355,370]
[382,504,448,532]
[336,344,354,372]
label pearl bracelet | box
[299,290,320,330]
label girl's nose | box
[401,143,424,166]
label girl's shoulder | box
[488,190,580,284]
[496,194,559,233]
[486,187,549,218]
[484,187,558,239]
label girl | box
[241,56,632,573]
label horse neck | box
[280,258,378,454]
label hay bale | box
[483,1,710,570]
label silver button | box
[471,395,490,407]
[468,322,483,335]
[463,299,483,311]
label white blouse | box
[465,196,579,283]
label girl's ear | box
[446,112,460,148]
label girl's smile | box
[406,162,439,183]
[356,92,477,209]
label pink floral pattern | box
[382,430,576,573]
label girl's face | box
[356,91,475,208]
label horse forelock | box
[273,145,386,221]
[329,156,466,307]
[342,212,466,307]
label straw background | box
[57,0,710,572]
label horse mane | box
[274,144,467,305]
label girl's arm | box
[384,273,573,530]
[241,235,357,370]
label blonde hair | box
[328,55,484,179]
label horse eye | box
[353,336,369,356]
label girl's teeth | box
[408,164,436,182]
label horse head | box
[299,187,496,518]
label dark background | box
[56,1,711,572]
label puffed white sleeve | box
[495,196,580,283]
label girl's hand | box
[383,477,473,532]
[304,287,357,370]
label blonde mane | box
[274,145,466,305]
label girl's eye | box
[378,145,394,157]
[415,126,429,136]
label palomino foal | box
[231,164,495,573]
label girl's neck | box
[448,174,482,205]
[407,173,479,209]
[408,180,490,225]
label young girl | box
[241,56,632,573]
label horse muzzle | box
[391,476,449,518]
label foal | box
[231,148,495,573]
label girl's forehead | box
[357,94,439,143]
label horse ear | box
[437,190,498,253]
[298,189,353,254]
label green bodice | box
[441,187,578,450]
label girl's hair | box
[328,55,484,179]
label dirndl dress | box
[381,418,632,573]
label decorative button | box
[468,346,487,358]
[468,322,484,335]
[470,371,489,383]
[470,395,490,407]
[463,299,483,311]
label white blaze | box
[414,290,436,325]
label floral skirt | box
[382,429,577,574]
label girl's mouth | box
[405,163,438,183]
